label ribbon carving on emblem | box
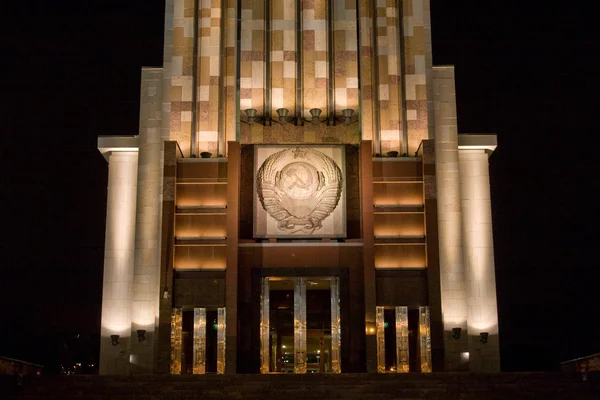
[256,147,343,235]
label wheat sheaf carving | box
[257,147,343,235]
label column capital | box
[457,134,497,155]
[98,135,140,161]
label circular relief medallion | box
[257,147,343,235]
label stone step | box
[6,373,599,400]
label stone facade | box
[97,0,502,375]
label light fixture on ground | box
[137,329,147,342]
[452,327,462,340]
[480,332,489,344]
[110,335,120,346]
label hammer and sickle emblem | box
[285,164,313,190]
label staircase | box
[7,372,600,400]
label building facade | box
[97,0,501,375]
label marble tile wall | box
[196,0,223,156]
[377,0,404,155]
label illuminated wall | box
[166,0,228,157]
[402,0,432,154]
[432,66,469,370]
[332,0,358,116]
[375,0,404,155]
[302,0,329,118]
[169,0,195,156]
[163,0,432,155]
[130,69,165,373]
[459,149,500,371]
[433,67,501,372]
[196,0,223,156]
[240,0,266,117]
[99,150,138,375]
[271,0,297,118]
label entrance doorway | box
[260,277,341,373]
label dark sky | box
[1,1,598,373]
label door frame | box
[260,276,341,373]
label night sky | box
[1,1,598,373]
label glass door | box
[267,278,295,372]
[260,277,340,373]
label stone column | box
[422,139,444,371]
[432,66,468,370]
[130,68,164,373]
[225,141,241,373]
[459,149,500,371]
[156,141,178,373]
[360,140,377,372]
[99,151,138,375]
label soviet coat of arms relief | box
[256,147,345,237]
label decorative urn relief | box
[254,146,346,238]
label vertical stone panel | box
[99,151,139,376]
[375,306,385,373]
[196,0,223,156]
[293,278,307,373]
[240,0,266,118]
[303,0,329,118]
[330,276,341,373]
[170,0,195,156]
[193,308,207,374]
[224,0,238,147]
[433,66,469,371]
[421,139,444,371]
[162,0,175,143]
[376,0,403,155]
[225,141,240,373]
[395,305,409,372]
[217,307,227,373]
[333,0,358,117]
[419,305,432,372]
[157,141,178,374]
[459,149,500,372]
[130,69,164,373]
[403,0,431,153]
[357,0,374,142]
[170,308,183,374]
[259,278,270,373]
[360,141,377,371]
[271,0,297,118]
